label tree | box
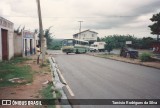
[14,26,25,35]
[102,36,115,54]
[97,37,101,42]
[44,27,54,48]
[148,12,160,41]
[141,37,154,49]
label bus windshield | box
[63,39,74,46]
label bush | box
[139,53,152,62]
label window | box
[63,40,67,46]
[67,40,73,46]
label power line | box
[1,15,139,18]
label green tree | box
[44,27,54,48]
[148,12,160,41]
[97,37,101,42]
[102,36,115,54]
[141,37,154,49]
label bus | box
[62,39,89,54]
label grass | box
[41,82,54,99]
[40,59,50,67]
[10,57,31,64]
[139,52,152,62]
[0,57,33,87]
[41,82,55,108]
[96,53,117,58]
[40,81,62,108]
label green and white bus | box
[62,39,89,54]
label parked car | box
[120,47,138,58]
[127,48,139,58]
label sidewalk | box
[88,53,160,69]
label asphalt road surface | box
[49,51,160,108]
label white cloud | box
[0,0,159,38]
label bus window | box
[73,40,76,45]
[63,40,67,46]
[76,40,78,44]
[67,40,73,46]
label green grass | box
[96,54,117,58]
[139,52,152,62]
[41,82,55,108]
[41,82,54,99]
[0,57,33,87]
[10,57,31,64]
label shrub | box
[139,53,152,62]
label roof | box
[63,39,89,43]
[73,29,98,36]
[0,16,13,24]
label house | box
[0,17,14,61]
[73,29,98,44]
[22,30,37,57]
[14,29,39,57]
[14,32,23,56]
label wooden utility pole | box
[36,0,45,64]
[78,21,83,44]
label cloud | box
[0,0,159,38]
[84,0,160,30]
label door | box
[25,39,27,56]
[1,29,8,60]
[30,39,32,54]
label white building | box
[14,30,39,57]
[14,32,23,56]
[73,29,98,44]
[22,30,36,57]
[0,17,14,61]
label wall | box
[80,31,97,41]
[0,28,2,60]
[14,33,22,56]
[22,30,35,57]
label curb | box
[50,57,80,108]
[49,56,74,108]
[87,53,160,70]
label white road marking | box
[57,69,75,96]
[66,85,75,97]
[57,69,67,84]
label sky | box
[0,0,160,39]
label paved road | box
[49,51,160,108]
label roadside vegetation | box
[0,57,33,87]
[40,81,62,108]
[139,52,152,62]
[41,82,54,99]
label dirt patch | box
[0,55,52,108]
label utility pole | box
[78,21,83,44]
[36,0,45,64]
